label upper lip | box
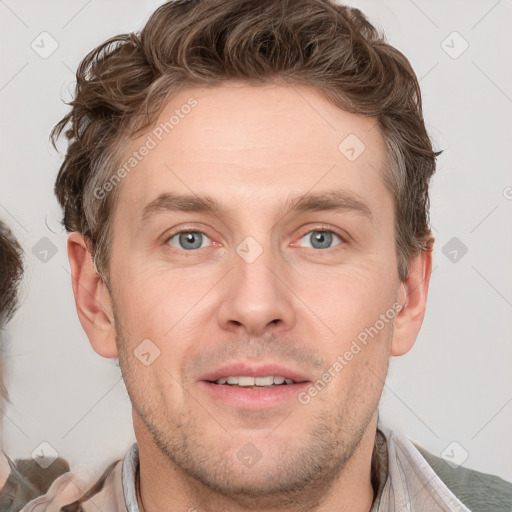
[199,361,312,383]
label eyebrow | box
[141,190,374,224]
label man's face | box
[107,82,403,497]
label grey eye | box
[298,230,341,250]
[167,231,211,250]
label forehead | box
[115,82,391,219]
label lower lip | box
[198,381,310,410]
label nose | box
[217,241,296,337]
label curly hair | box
[52,0,440,284]
[0,221,24,326]
[0,220,24,399]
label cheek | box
[297,261,396,337]
[110,259,179,332]
[112,269,202,376]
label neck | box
[135,414,378,512]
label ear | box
[67,232,118,358]
[390,248,433,357]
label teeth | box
[238,376,254,387]
[255,376,274,386]
[214,376,295,386]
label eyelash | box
[294,225,346,252]
[164,225,346,253]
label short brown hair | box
[52,0,440,283]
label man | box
[24,0,512,510]
[0,221,70,510]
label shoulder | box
[0,453,70,511]
[414,443,512,512]
[20,459,125,512]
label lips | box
[198,362,312,384]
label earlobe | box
[67,232,118,359]
[390,249,433,357]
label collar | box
[122,443,140,512]
[121,424,470,512]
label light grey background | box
[1,0,511,483]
